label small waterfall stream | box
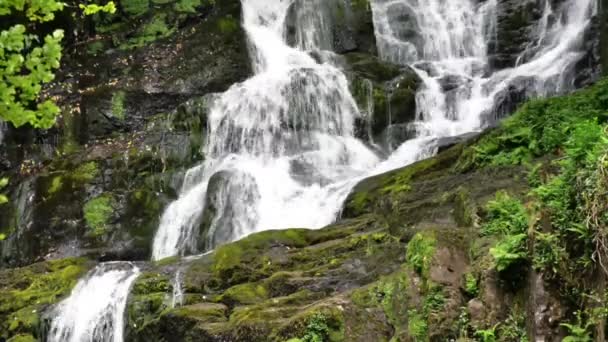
[46,0,598,341]
[47,263,140,342]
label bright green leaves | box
[490,233,528,272]
[481,192,530,273]
[80,1,117,15]
[1,0,117,130]
[0,26,63,128]
[1,0,65,129]
[0,0,65,22]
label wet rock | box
[285,0,376,55]
[199,170,260,251]
[489,0,544,70]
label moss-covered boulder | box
[0,258,93,341]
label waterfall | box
[43,1,598,340]
[151,0,380,260]
[47,263,140,342]
[151,0,598,261]
[371,0,596,139]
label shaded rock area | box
[0,0,245,267]
[285,0,377,55]
[343,53,422,150]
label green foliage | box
[561,311,593,342]
[532,231,565,272]
[407,309,428,340]
[499,311,529,342]
[474,325,498,342]
[481,192,529,272]
[80,1,117,15]
[83,194,114,236]
[458,78,608,170]
[174,0,201,13]
[121,0,149,16]
[0,0,64,22]
[1,0,117,129]
[482,191,528,236]
[490,233,528,272]
[296,313,331,342]
[464,272,479,297]
[122,14,174,49]
[0,25,63,128]
[406,232,436,276]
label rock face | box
[0,0,246,267]
[285,0,377,54]
[343,53,422,149]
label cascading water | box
[152,0,598,262]
[47,263,140,342]
[151,0,380,260]
[372,0,596,141]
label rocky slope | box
[1,0,608,341]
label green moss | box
[154,255,180,267]
[219,282,268,305]
[111,91,126,120]
[453,187,475,227]
[83,194,115,236]
[8,307,39,333]
[48,175,63,194]
[218,16,238,34]
[132,272,172,295]
[128,292,168,332]
[0,258,90,336]
[72,162,99,183]
[456,78,608,171]
[173,303,227,323]
[211,229,312,286]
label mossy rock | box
[0,258,92,339]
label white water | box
[47,263,140,342]
[171,269,184,308]
[152,0,598,260]
[152,0,380,259]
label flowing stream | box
[47,0,598,340]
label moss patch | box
[83,194,115,237]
